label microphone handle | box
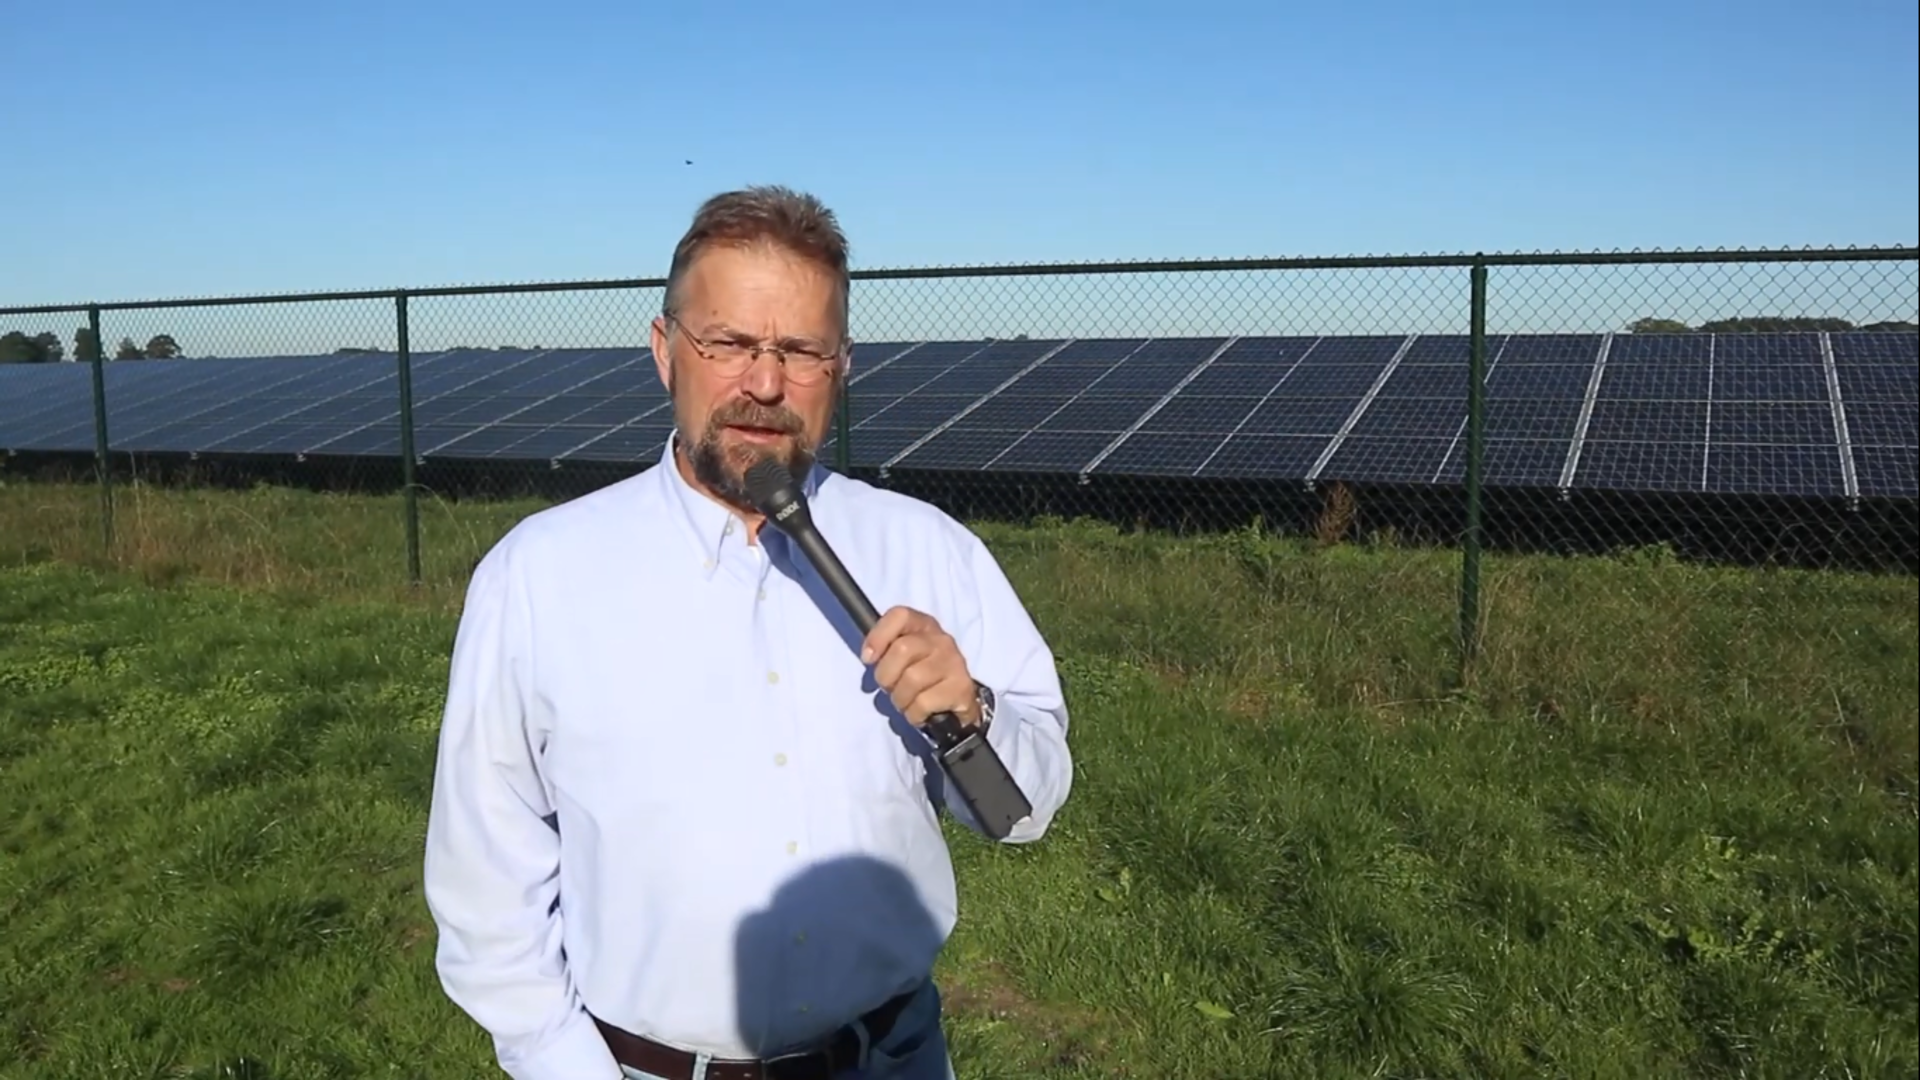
[791,525,967,743]
[784,522,1033,840]
[790,526,881,635]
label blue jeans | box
[617,979,954,1080]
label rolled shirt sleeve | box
[941,530,1074,843]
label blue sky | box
[2,0,1915,323]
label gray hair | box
[662,185,852,339]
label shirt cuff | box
[496,1008,625,1080]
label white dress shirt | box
[422,436,1074,1080]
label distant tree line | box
[1628,316,1918,333]
[0,329,181,363]
[5,317,1913,365]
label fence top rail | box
[3,244,1916,317]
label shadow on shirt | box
[732,852,946,1059]
[766,533,954,815]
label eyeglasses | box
[663,313,845,386]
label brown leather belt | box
[592,986,919,1080]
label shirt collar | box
[655,430,828,579]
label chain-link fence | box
[3,247,1915,670]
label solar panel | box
[0,358,240,451]
[969,336,1230,475]
[414,351,647,458]
[1571,333,1710,493]
[0,360,154,441]
[1844,403,1917,448]
[115,357,363,453]
[306,417,403,458]
[1852,446,1918,499]
[1240,334,1421,485]
[1829,330,1919,499]
[563,420,677,464]
[0,331,1912,505]
[1063,337,1299,477]
[1830,329,1920,366]
[1196,434,1330,479]
[201,356,401,455]
[1,366,100,449]
[839,339,1066,468]
[494,370,674,463]
[1419,335,1599,488]
[428,362,651,460]
[1707,333,1845,497]
[888,339,1146,471]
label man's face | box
[650,242,846,513]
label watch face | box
[974,682,995,724]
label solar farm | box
[2,326,1915,553]
[2,255,1917,1078]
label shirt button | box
[786,841,798,855]
[758,588,767,601]
[794,931,806,944]
[767,671,780,684]
[774,753,788,766]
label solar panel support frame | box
[1429,334,1511,485]
[877,338,1075,475]
[1818,331,1861,503]
[1557,331,1614,492]
[1078,335,1243,481]
[1305,333,1418,486]
[1700,334,1717,492]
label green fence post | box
[834,371,850,474]
[87,304,114,554]
[1459,259,1488,680]
[396,292,422,586]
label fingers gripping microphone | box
[744,458,1032,840]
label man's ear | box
[649,315,673,393]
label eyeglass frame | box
[660,310,849,386]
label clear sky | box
[2,0,1915,323]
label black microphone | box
[743,457,1033,841]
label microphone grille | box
[743,457,796,513]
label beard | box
[678,396,817,512]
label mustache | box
[709,400,802,434]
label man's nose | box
[738,349,789,399]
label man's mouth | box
[726,422,791,439]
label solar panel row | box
[1,332,1913,498]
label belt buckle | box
[758,1045,824,1080]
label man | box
[422,185,1074,1080]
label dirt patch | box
[943,962,1115,1069]
[1143,659,1188,690]
[399,922,433,951]
[1225,683,1269,720]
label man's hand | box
[861,606,981,728]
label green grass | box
[2,480,1915,1078]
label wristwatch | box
[967,681,996,733]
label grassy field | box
[2,479,1915,1079]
